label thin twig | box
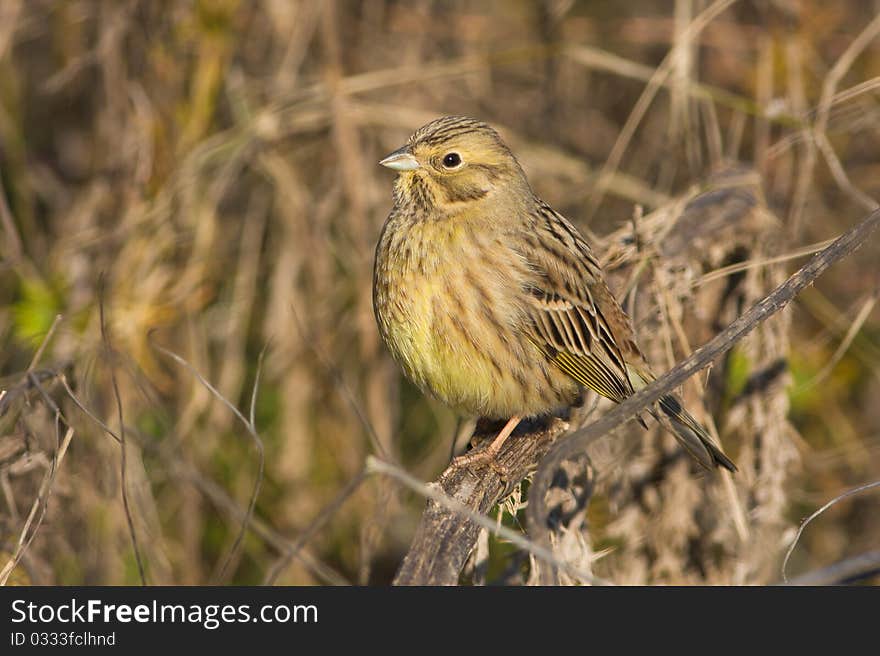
[59,374,121,444]
[0,167,23,262]
[64,365,347,585]
[814,131,878,212]
[288,301,391,461]
[249,344,269,429]
[100,288,147,585]
[0,426,75,586]
[781,480,880,583]
[168,459,351,586]
[587,0,738,218]
[216,346,268,582]
[26,314,62,372]
[263,468,369,585]
[696,238,836,286]
[794,291,879,393]
[792,13,880,234]
[151,341,265,584]
[0,367,74,585]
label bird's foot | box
[451,448,511,480]
[451,414,521,480]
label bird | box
[372,115,736,473]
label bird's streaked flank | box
[373,116,736,473]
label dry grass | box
[1,0,878,585]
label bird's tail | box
[626,366,737,472]
[655,394,737,472]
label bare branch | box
[382,417,609,586]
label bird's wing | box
[517,201,637,404]
[515,201,737,472]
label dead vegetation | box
[1,1,879,585]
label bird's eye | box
[442,152,462,168]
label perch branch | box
[386,417,599,585]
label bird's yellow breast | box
[373,213,577,418]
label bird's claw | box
[451,450,511,481]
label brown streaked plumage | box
[372,116,736,472]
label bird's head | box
[380,116,529,216]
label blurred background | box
[1,0,878,585]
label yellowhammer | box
[373,116,736,473]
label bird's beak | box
[379,146,420,171]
